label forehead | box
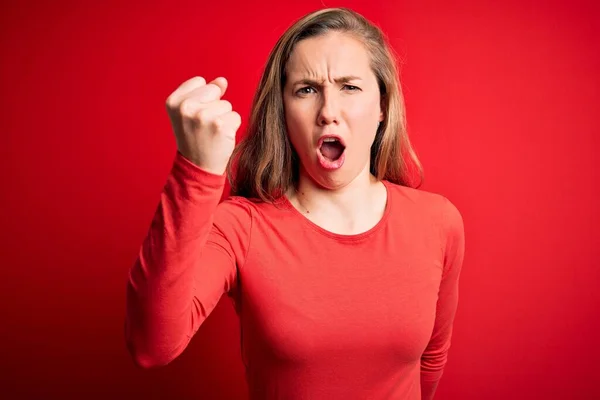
[286,32,372,78]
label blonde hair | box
[228,7,424,201]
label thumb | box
[210,76,228,98]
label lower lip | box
[316,148,346,170]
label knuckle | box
[195,108,212,123]
[221,100,232,111]
[190,85,216,104]
[165,95,177,110]
[179,99,195,117]
[211,117,223,130]
[186,76,206,89]
[205,84,220,97]
[191,76,206,84]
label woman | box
[125,7,465,400]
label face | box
[283,31,384,190]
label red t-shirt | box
[125,151,466,400]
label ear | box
[379,95,386,122]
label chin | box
[307,164,365,191]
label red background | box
[1,0,598,398]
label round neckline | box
[278,180,393,242]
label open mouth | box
[317,136,346,170]
[319,137,345,161]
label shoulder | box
[384,180,464,234]
[212,195,288,258]
[217,195,254,214]
[216,194,277,217]
[384,180,450,212]
[214,194,285,228]
[384,180,441,206]
[213,195,256,235]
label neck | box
[290,163,381,216]
[286,163,387,235]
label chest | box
[237,221,444,365]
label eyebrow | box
[292,76,362,86]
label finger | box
[195,100,233,120]
[176,76,206,94]
[216,110,242,136]
[209,77,228,98]
[182,83,224,105]
[179,98,223,119]
[168,76,206,105]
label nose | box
[317,90,339,126]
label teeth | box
[323,138,338,143]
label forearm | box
[125,152,226,367]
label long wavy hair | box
[227,7,424,201]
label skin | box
[283,31,388,235]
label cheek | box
[347,94,380,121]
[285,100,313,126]
[346,97,380,142]
[284,102,314,154]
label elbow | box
[124,304,179,369]
[125,330,178,369]
[131,352,171,369]
[126,341,175,369]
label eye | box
[343,85,361,91]
[296,86,316,95]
